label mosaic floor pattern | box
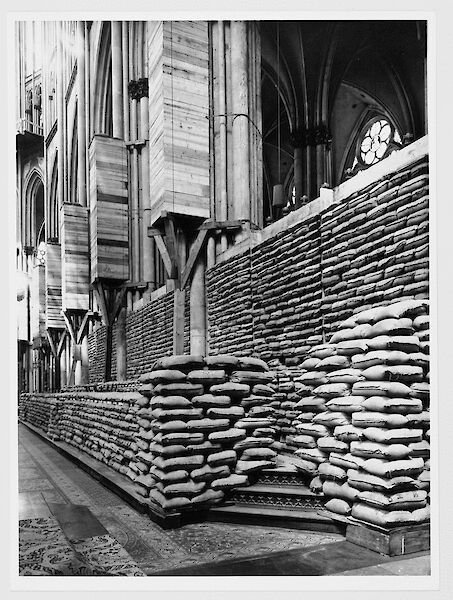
[18,424,341,576]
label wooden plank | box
[45,242,64,328]
[89,135,129,282]
[61,204,90,311]
[346,522,430,557]
[31,264,46,340]
[148,21,210,226]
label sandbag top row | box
[140,354,270,380]
[339,299,429,329]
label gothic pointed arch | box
[24,169,45,249]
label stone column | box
[77,22,87,207]
[81,334,90,384]
[230,21,250,226]
[111,21,124,139]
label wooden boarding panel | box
[346,521,430,557]
[45,242,64,328]
[31,264,46,339]
[61,203,90,311]
[148,21,210,225]
[89,135,129,282]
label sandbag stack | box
[57,391,141,476]
[320,160,429,341]
[133,354,278,514]
[18,393,62,440]
[264,360,305,450]
[298,299,431,529]
[282,346,344,489]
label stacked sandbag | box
[136,355,278,514]
[320,159,429,340]
[264,359,304,450]
[18,393,61,440]
[283,345,345,489]
[57,391,141,477]
[307,299,430,528]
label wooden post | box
[190,255,207,355]
[116,306,127,380]
[111,21,124,139]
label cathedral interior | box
[15,19,432,577]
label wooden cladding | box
[61,203,90,310]
[89,135,129,282]
[45,242,64,328]
[31,264,46,340]
[148,21,210,225]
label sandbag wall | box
[19,387,146,479]
[57,391,143,476]
[321,158,429,339]
[19,393,62,441]
[206,154,428,366]
[132,354,279,513]
[288,299,430,529]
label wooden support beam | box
[181,229,209,290]
[92,281,110,326]
[62,311,77,343]
[198,219,243,231]
[57,330,67,357]
[111,286,127,323]
[46,330,57,357]
[76,311,91,344]
[152,234,173,278]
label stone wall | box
[206,154,429,365]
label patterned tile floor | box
[17,424,341,576]
[17,424,430,577]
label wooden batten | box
[61,203,90,311]
[89,135,129,282]
[45,242,64,328]
[31,263,46,340]
[148,21,210,225]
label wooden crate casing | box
[346,521,430,557]
[31,263,46,339]
[45,242,64,328]
[89,135,129,282]
[61,203,90,311]
[148,21,210,225]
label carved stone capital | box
[128,78,149,100]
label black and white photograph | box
[6,2,451,594]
